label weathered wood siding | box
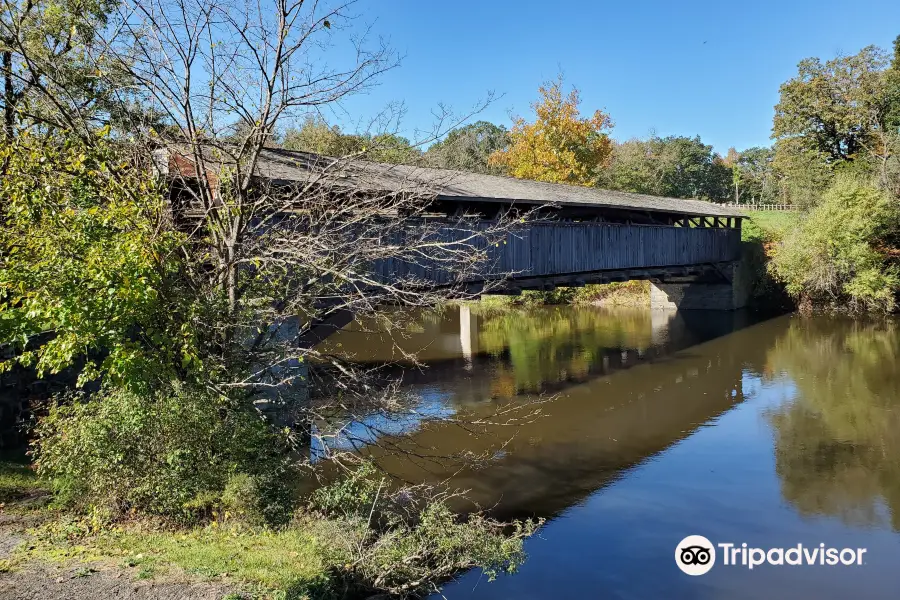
[373,222,741,285]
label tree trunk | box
[3,49,14,143]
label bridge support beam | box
[459,304,479,366]
[650,260,751,311]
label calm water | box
[322,306,900,599]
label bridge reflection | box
[320,306,779,519]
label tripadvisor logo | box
[675,536,868,575]
[675,535,716,576]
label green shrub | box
[325,501,535,597]
[33,384,295,524]
[739,212,796,310]
[770,176,900,312]
[308,462,540,598]
[310,461,383,519]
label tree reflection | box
[476,307,653,394]
[768,318,900,530]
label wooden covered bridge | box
[160,146,749,354]
[249,149,748,313]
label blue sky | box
[325,0,900,154]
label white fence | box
[725,202,798,212]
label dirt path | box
[0,509,236,600]
[0,564,234,600]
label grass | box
[0,454,330,598]
[575,280,649,306]
[475,280,649,309]
[93,524,329,596]
[0,450,48,503]
[744,210,801,243]
[22,515,335,599]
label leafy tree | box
[0,134,198,391]
[603,135,732,201]
[887,35,900,133]
[0,0,123,141]
[424,121,509,174]
[724,146,779,204]
[282,116,420,163]
[773,47,890,163]
[489,77,613,185]
[771,175,900,312]
[4,0,523,511]
[772,45,897,204]
[282,115,364,156]
[367,132,422,164]
[878,36,900,197]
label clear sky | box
[328,0,900,154]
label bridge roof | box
[209,148,745,218]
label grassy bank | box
[478,280,649,309]
[744,210,798,242]
[18,515,333,598]
[739,210,798,311]
[0,452,46,504]
[0,457,537,600]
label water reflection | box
[323,309,900,599]
[321,306,764,517]
[768,318,900,530]
[432,314,900,600]
[324,305,754,396]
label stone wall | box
[650,260,751,311]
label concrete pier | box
[650,260,751,311]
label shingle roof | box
[239,148,745,218]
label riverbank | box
[477,280,649,310]
[0,455,536,600]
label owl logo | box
[680,545,712,565]
[676,535,716,575]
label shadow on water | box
[319,306,781,519]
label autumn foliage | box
[489,78,613,186]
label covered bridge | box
[160,147,749,314]
[251,149,749,310]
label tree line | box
[271,90,760,203]
[278,36,900,213]
[268,84,785,206]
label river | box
[320,306,900,599]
